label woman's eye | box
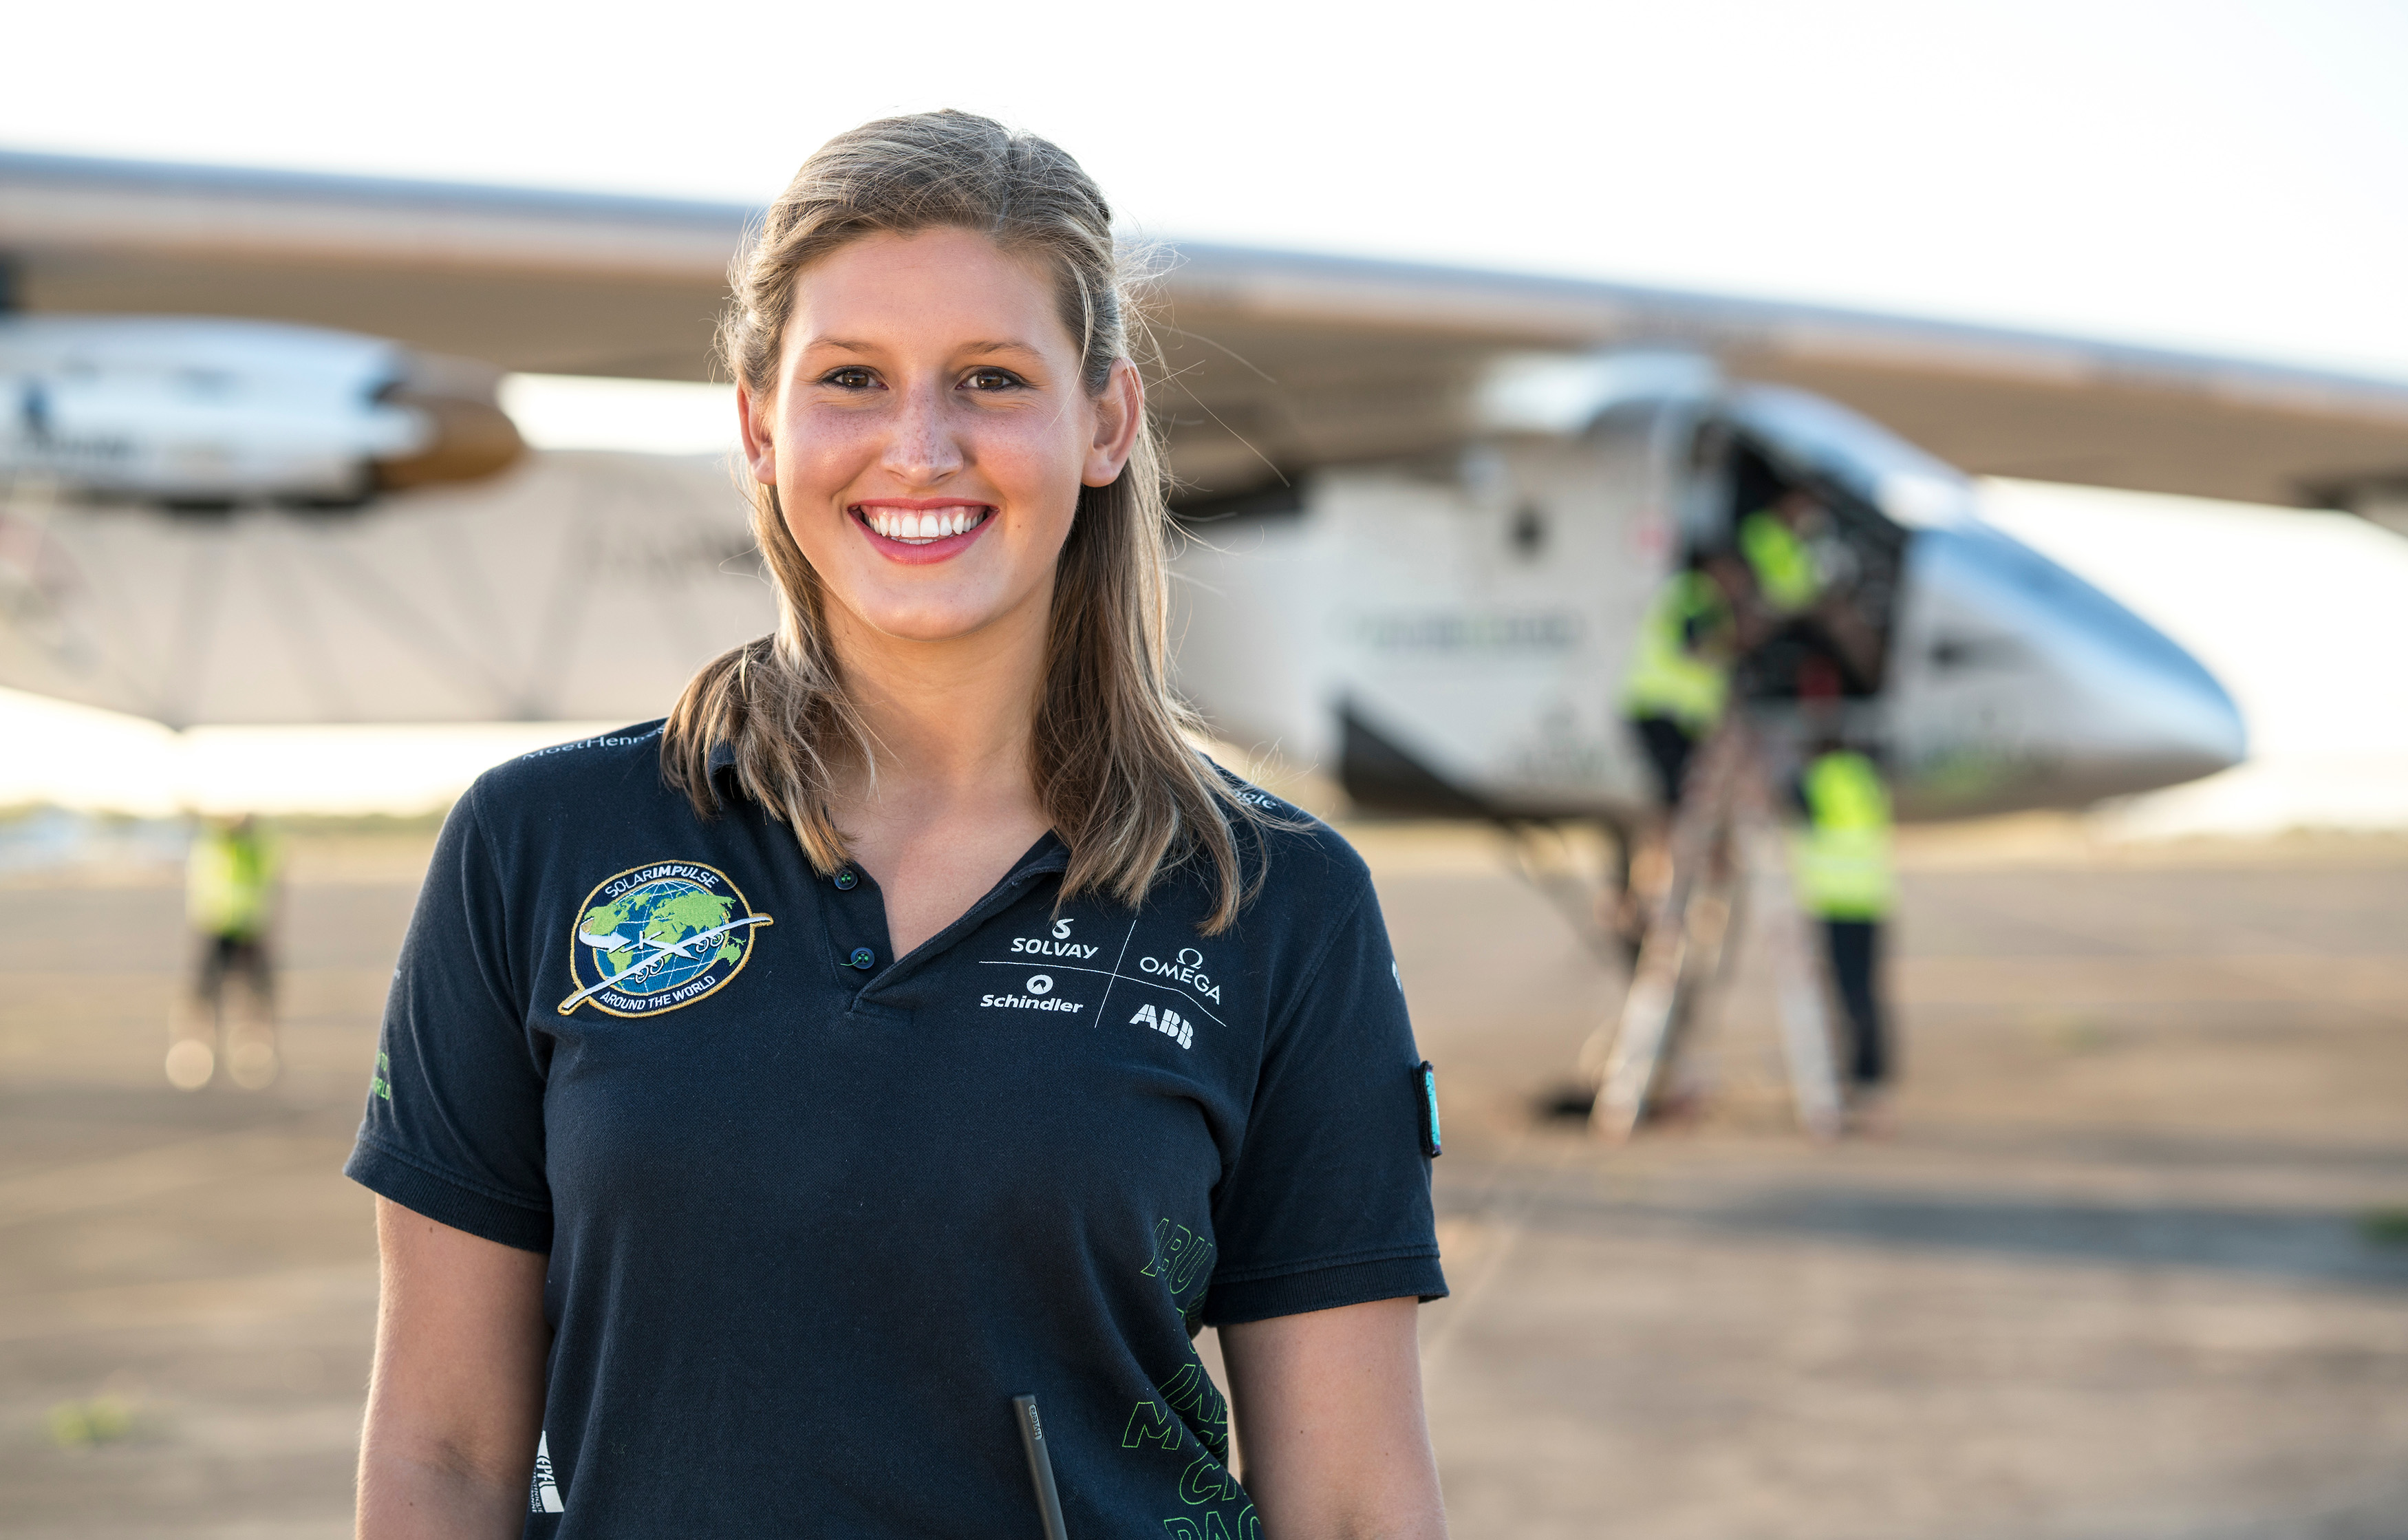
[821,367,877,389]
[962,367,1026,392]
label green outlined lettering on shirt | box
[1179,1453,1245,1506]
[1123,1349,1248,1537]
[1141,1218,1216,1315]
[555,860,773,1018]
[1120,1363,1229,1464]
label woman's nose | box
[880,380,965,484]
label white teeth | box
[862,506,983,542]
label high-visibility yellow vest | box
[1621,570,1732,734]
[189,823,277,939]
[1740,511,1822,613]
[1792,750,1894,920]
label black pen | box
[1011,1393,1071,1540]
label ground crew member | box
[1792,745,1895,1112]
[1621,562,1739,808]
[1738,491,1825,616]
[1614,561,1742,954]
[169,813,280,1091]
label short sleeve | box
[343,787,554,1252]
[1201,873,1446,1325]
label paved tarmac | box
[3,821,2405,1539]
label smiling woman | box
[346,111,1450,1540]
[675,116,1240,941]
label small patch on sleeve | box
[1413,1060,1442,1159]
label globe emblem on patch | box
[557,861,775,1018]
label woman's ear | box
[738,383,778,486]
[1082,358,1144,488]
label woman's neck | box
[831,600,1046,806]
[821,590,1055,956]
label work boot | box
[164,1038,215,1091]
[226,1026,278,1090]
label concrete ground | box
[3,821,2405,1538]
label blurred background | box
[4,2,2406,1536]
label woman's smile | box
[850,498,996,562]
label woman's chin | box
[844,590,1033,648]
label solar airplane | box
[8,149,2408,826]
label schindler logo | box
[982,972,1088,1013]
[557,861,774,1018]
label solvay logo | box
[1009,915,1099,961]
[1137,946,1221,1004]
[557,861,773,1018]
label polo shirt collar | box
[705,740,742,802]
[704,736,1069,886]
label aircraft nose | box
[1888,522,2246,817]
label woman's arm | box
[1218,1297,1447,1540]
[357,1197,550,1540]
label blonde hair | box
[663,110,1264,932]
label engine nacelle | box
[0,315,522,506]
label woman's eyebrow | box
[795,339,1041,358]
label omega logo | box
[1137,948,1221,1004]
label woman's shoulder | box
[1204,760,1377,906]
[459,720,675,827]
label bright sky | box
[8,0,2408,382]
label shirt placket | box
[818,862,891,993]
[830,838,1072,1014]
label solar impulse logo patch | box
[557,860,774,1018]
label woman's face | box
[740,227,1140,650]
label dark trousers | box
[1631,715,1699,808]
[195,934,272,1007]
[1823,919,1886,1084]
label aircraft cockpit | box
[1675,405,1912,713]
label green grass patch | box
[2358,1208,2408,1246]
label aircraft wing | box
[7,148,2408,508]
[0,451,772,725]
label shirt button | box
[848,947,875,970]
[832,869,858,890]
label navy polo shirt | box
[345,722,1444,1539]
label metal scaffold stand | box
[1580,716,1844,1142]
